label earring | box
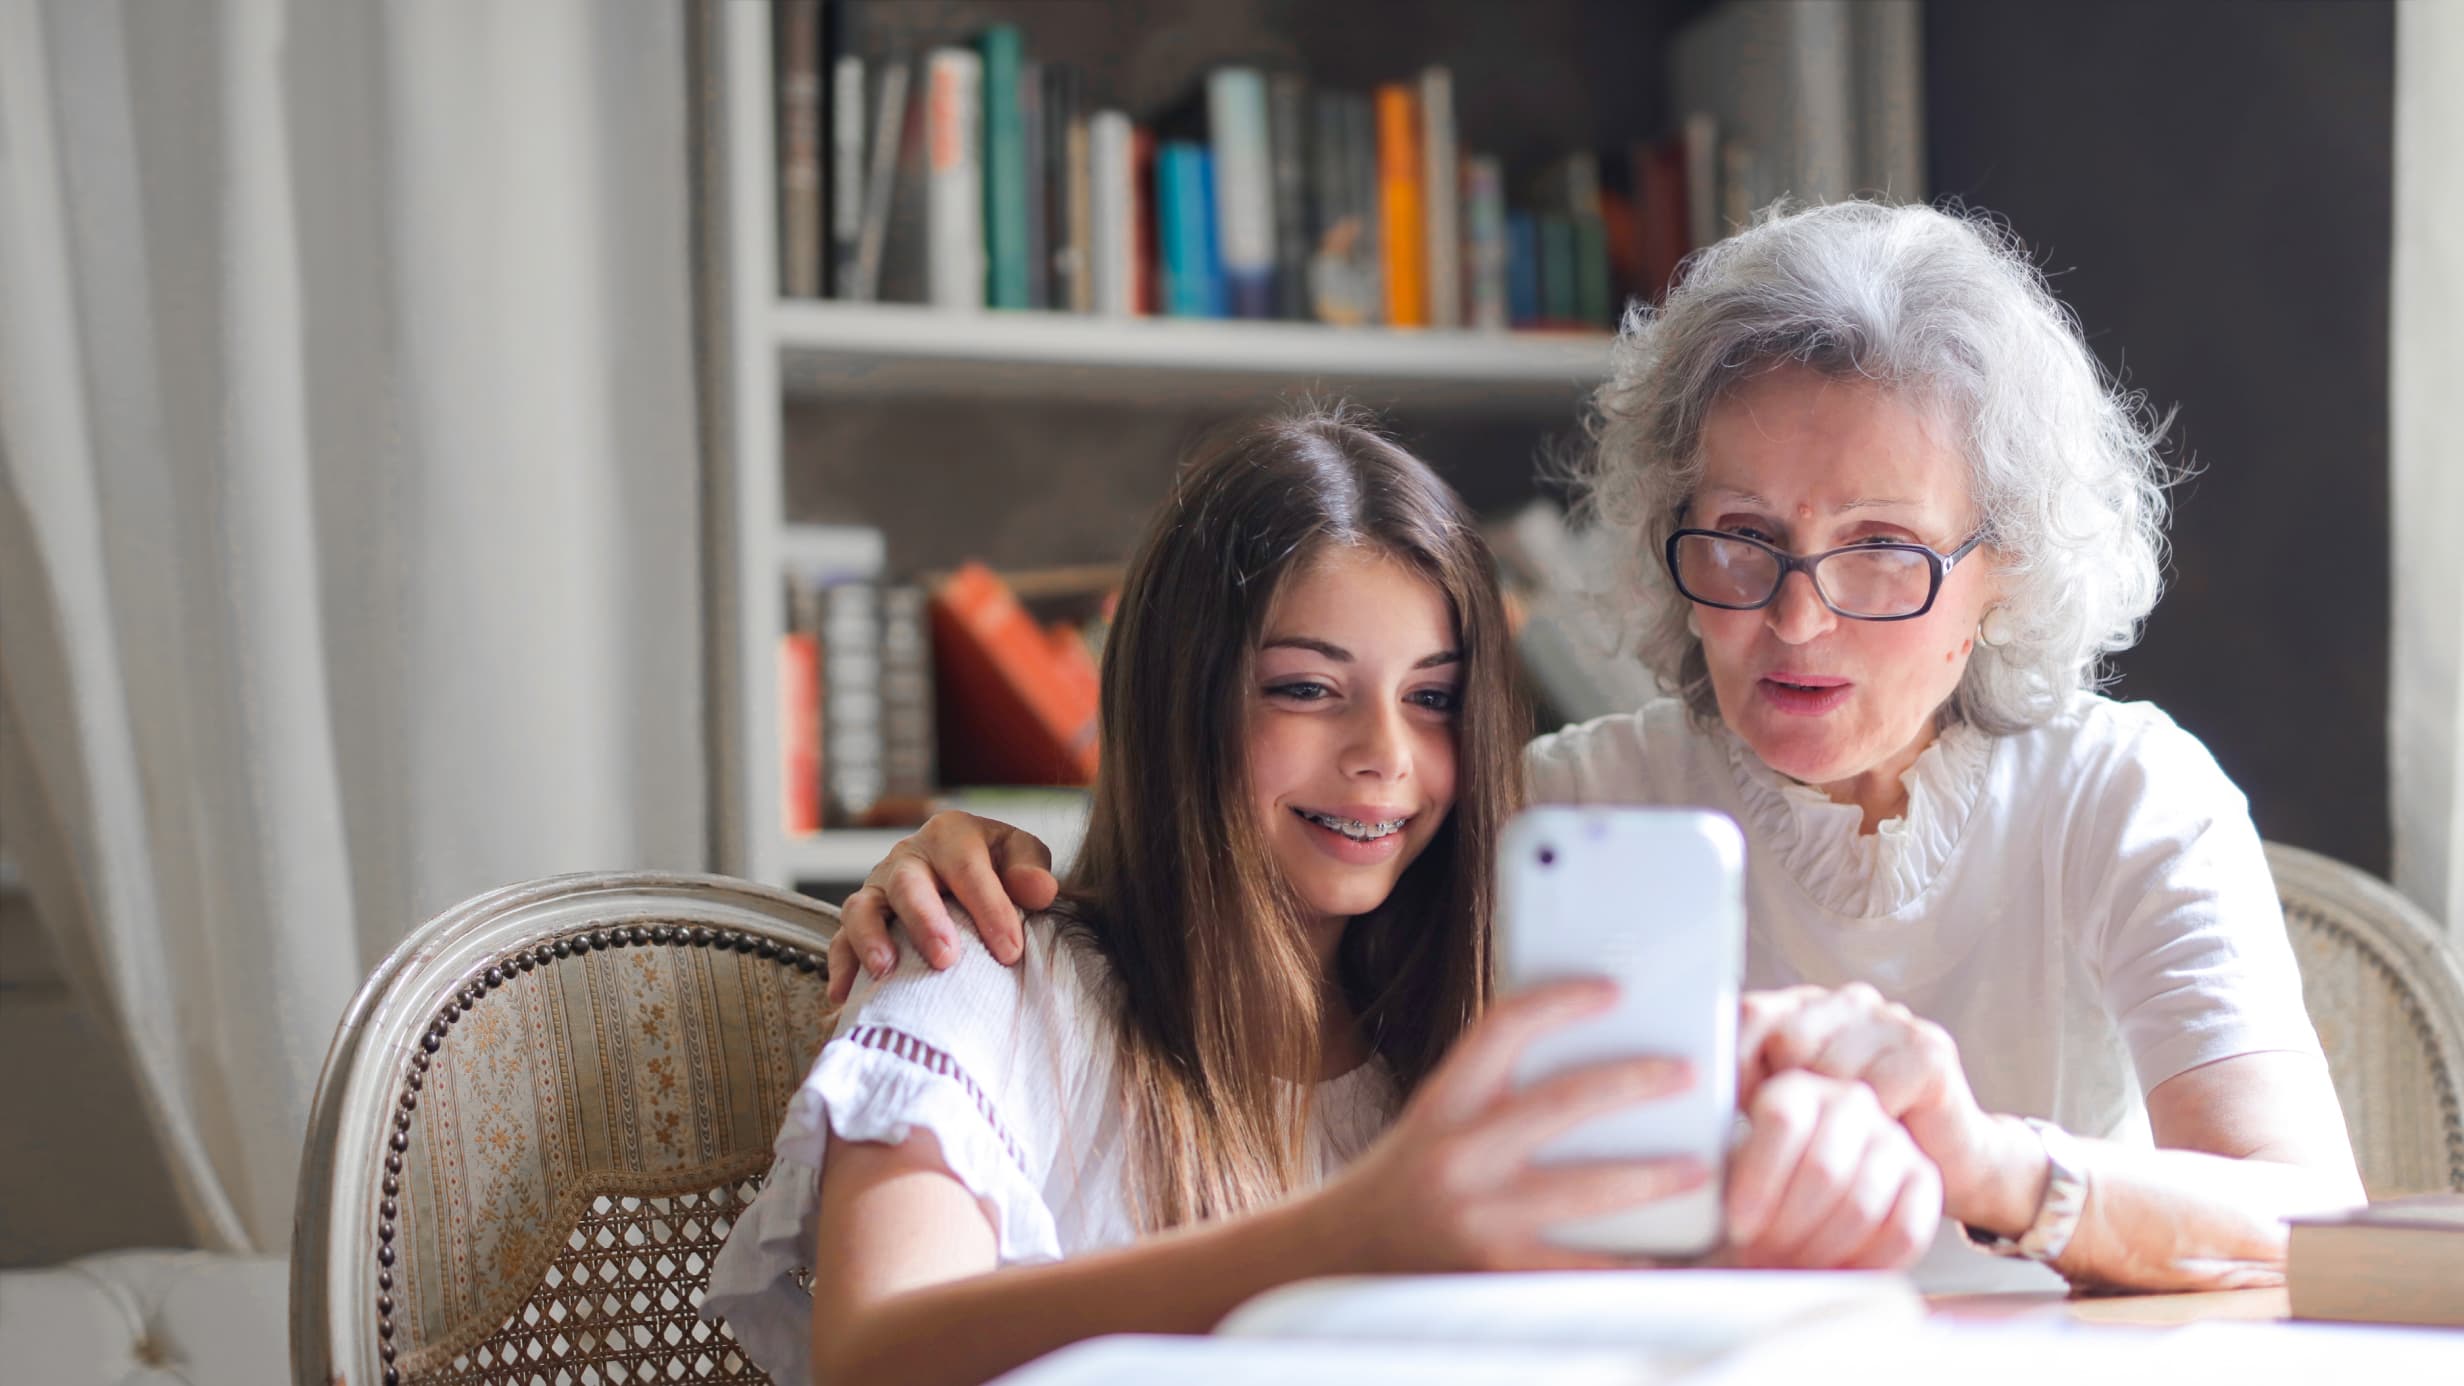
[1978,605,2015,648]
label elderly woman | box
[828,200,2363,1290]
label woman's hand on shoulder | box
[1308,980,1709,1273]
[1739,983,1996,1234]
[1722,1069,1941,1270]
[827,812,1060,1004]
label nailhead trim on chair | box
[372,921,823,1386]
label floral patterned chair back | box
[2270,842,2464,1196]
[293,873,838,1386]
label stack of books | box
[779,528,1112,840]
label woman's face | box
[1687,366,2000,801]
[1247,545,1462,925]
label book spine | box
[829,54,866,296]
[773,0,822,299]
[1374,83,1425,328]
[1463,155,1508,331]
[780,626,823,837]
[823,582,886,825]
[1019,59,1047,310]
[1161,142,1203,317]
[1267,73,1311,320]
[930,563,1101,786]
[1066,104,1095,314]
[1506,211,1539,328]
[1348,94,1383,323]
[1131,126,1159,316]
[1089,110,1136,316]
[879,585,938,811]
[1573,213,1610,328]
[1637,136,1688,302]
[1043,66,1082,312]
[979,25,1029,310]
[849,58,911,302]
[1539,212,1576,326]
[925,47,984,310]
[1418,66,1460,329]
[1207,68,1277,320]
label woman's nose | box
[1765,570,1836,644]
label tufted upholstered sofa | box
[0,1250,288,1386]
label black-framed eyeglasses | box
[1663,527,1986,622]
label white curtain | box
[0,0,706,1253]
[2392,0,2464,941]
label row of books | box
[773,13,1681,331]
[778,525,1110,837]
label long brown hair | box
[1060,403,1526,1231]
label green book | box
[980,25,1029,309]
[1539,213,1576,327]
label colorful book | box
[1065,97,1094,314]
[1019,57,1047,309]
[1132,127,1160,316]
[779,583,823,837]
[1159,141,1217,318]
[847,56,911,303]
[1539,212,1576,327]
[1089,110,1137,316]
[1418,66,1460,329]
[1506,211,1540,327]
[1634,135,1690,302]
[930,562,1101,786]
[924,46,984,309]
[773,0,822,298]
[979,25,1030,310]
[1267,73,1312,321]
[1207,67,1277,319]
[1374,83,1425,328]
[1462,154,1508,331]
[828,53,865,295]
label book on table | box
[2287,1193,2464,1328]
[988,1270,1923,1385]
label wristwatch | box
[1964,1117,2089,1268]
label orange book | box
[1375,84,1426,328]
[778,631,823,836]
[931,562,1101,785]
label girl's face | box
[1247,545,1462,926]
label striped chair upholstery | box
[292,873,838,1386]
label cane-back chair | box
[2270,842,2464,1196]
[292,872,838,1385]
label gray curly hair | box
[1573,200,2175,736]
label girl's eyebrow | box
[1261,635,1461,669]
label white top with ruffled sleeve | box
[1525,693,2323,1146]
[701,914,1398,1384]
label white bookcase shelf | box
[775,300,1615,405]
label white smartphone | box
[1495,806,1746,1258]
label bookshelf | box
[704,4,1635,895]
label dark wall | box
[1926,0,2393,873]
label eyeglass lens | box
[1673,534,1936,618]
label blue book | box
[1194,146,1227,317]
[1159,143,1206,318]
[1506,212,1540,328]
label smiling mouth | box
[1763,676,1848,693]
[1293,808,1409,843]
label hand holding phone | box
[1495,807,1746,1258]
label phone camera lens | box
[1537,847,1556,867]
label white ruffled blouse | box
[702,916,1398,1385]
[1525,693,2324,1146]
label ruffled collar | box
[1718,719,1996,919]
